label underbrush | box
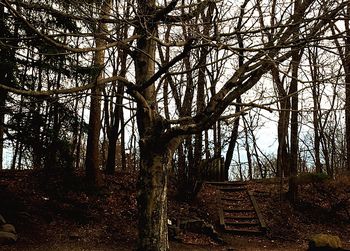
[298,175,350,222]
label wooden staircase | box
[206,181,267,235]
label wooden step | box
[223,208,255,212]
[222,202,249,208]
[224,227,263,235]
[219,187,247,192]
[224,215,257,220]
[214,183,266,236]
[206,181,246,187]
[219,208,225,226]
[224,221,260,226]
[221,197,247,202]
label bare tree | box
[0,0,346,250]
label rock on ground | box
[308,233,342,250]
[0,231,17,245]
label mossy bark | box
[137,140,170,251]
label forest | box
[0,0,350,250]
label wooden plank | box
[217,193,225,227]
[219,207,225,227]
[205,181,246,187]
[224,227,262,235]
[221,197,247,202]
[219,187,247,192]
[224,221,260,226]
[221,202,248,207]
[224,215,257,220]
[248,191,267,231]
[223,208,255,212]
[211,181,266,236]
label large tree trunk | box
[134,1,168,249]
[137,137,180,251]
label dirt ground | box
[0,170,349,250]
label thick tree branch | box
[0,75,132,97]
[136,37,196,91]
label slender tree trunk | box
[120,107,126,171]
[331,5,350,173]
[18,142,23,170]
[0,5,5,170]
[194,4,214,181]
[251,130,264,179]
[321,139,332,176]
[105,52,126,174]
[85,0,111,186]
[224,0,246,179]
[272,67,290,178]
[85,81,103,186]
[45,57,63,169]
[345,3,350,172]
[11,138,19,170]
[224,103,240,180]
[31,90,43,169]
[177,144,186,182]
[237,144,243,181]
[193,69,205,181]
[204,130,210,160]
[76,95,87,171]
[288,20,303,202]
[71,38,81,164]
[0,92,5,170]
[309,48,322,173]
[45,96,60,169]
[216,121,221,157]
[243,117,253,180]
[105,10,129,174]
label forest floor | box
[0,169,349,250]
